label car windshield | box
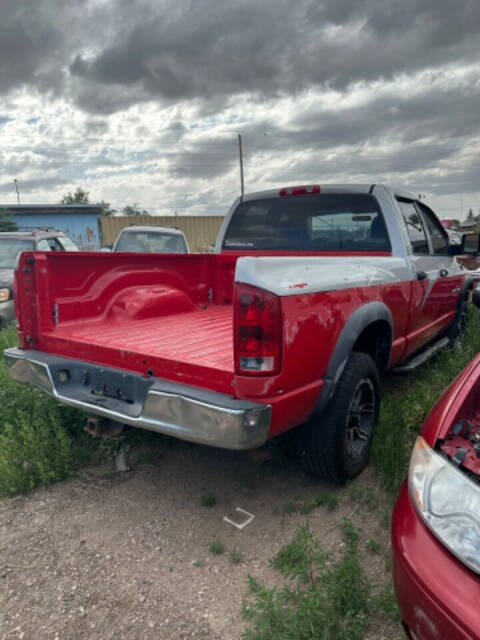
[222,194,390,251]
[0,239,35,267]
[114,231,187,253]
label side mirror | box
[461,233,480,254]
[449,233,480,256]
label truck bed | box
[16,252,238,393]
[50,305,234,372]
[41,304,235,393]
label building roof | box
[0,204,103,215]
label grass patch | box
[209,541,225,555]
[243,521,397,639]
[285,492,340,515]
[372,306,480,495]
[230,549,243,565]
[365,539,382,554]
[243,521,376,640]
[200,493,217,507]
[0,325,99,497]
[349,484,379,511]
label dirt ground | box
[0,437,401,640]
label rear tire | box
[293,352,380,484]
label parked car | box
[3,185,477,482]
[0,228,78,327]
[392,353,480,640]
[113,226,189,253]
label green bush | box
[0,326,98,496]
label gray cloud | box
[1,0,480,211]
[66,0,480,112]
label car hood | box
[0,268,14,288]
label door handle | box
[439,269,449,278]
[416,271,428,281]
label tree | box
[467,208,474,220]
[0,208,17,231]
[99,200,116,217]
[122,204,150,216]
[61,187,90,204]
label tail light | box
[279,185,320,196]
[234,284,282,375]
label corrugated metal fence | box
[101,216,224,252]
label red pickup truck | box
[4,185,475,482]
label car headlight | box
[409,436,480,574]
[0,288,10,302]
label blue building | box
[1,204,103,249]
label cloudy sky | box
[1,0,479,217]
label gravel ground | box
[0,437,400,640]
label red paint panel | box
[236,280,411,403]
[392,484,477,640]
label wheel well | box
[352,320,392,374]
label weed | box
[244,521,370,640]
[365,539,382,554]
[271,523,322,583]
[230,549,243,565]
[286,493,340,516]
[384,550,392,573]
[349,484,379,510]
[209,541,225,555]
[200,493,217,507]
[380,511,391,530]
[284,502,298,515]
[0,325,99,496]
[372,581,401,622]
[315,493,339,511]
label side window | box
[416,203,449,256]
[37,239,50,251]
[47,238,65,251]
[397,199,429,254]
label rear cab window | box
[222,194,391,251]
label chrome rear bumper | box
[4,348,271,450]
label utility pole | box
[237,134,244,197]
[13,179,20,205]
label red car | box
[392,354,480,639]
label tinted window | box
[398,200,429,254]
[222,194,390,251]
[0,239,35,267]
[115,231,187,253]
[416,203,449,256]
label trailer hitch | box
[84,416,125,437]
